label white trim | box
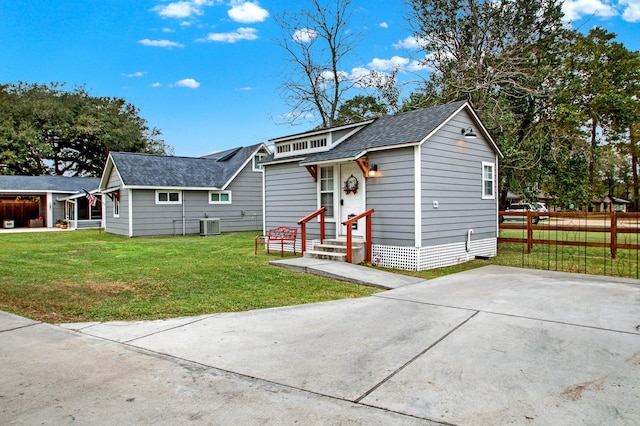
[209,190,232,204]
[46,192,54,228]
[112,189,121,218]
[222,143,269,190]
[414,145,422,247]
[269,120,372,143]
[128,189,133,237]
[481,161,496,200]
[317,165,337,221]
[155,190,182,205]
[252,153,267,171]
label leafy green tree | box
[334,95,388,125]
[558,28,640,190]
[404,0,570,207]
[0,82,171,177]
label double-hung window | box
[209,191,232,204]
[113,190,120,217]
[482,162,495,199]
[156,190,181,204]
[319,166,334,217]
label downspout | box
[466,229,474,253]
[182,190,186,236]
[262,167,266,234]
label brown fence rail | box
[498,211,640,279]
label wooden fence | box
[499,211,640,278]
[499,211,640,259]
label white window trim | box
[209,190,232,204]
[113,191,120,218]
[482,161,495,200]
[253,154,266,171]
[155,190,182,205]
[318,165,336,220]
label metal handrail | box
[297,207,326,254]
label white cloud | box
[621,0,640,21]
[368,56,410,71]
[198,27,259,42]
[562,0,618,21]
[152,1,212,18]
[123,71,146,77]
[139,38,184,48]
[379,22,389,29]
[393,36,427,50]
[366,55,430,73]
[175,78,200,88]
[293,28,318,43]
[228,1,269,23]
[162,27,175,33]
[152,82,162,87]
[238,87,253,91]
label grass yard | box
[0,230,380,323]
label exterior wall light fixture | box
[461,127,477,139]
[368,164,378,178]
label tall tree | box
[404,0,571,206]
[0,82,171,177]
[274,0,363,128]
[557,28,640,190]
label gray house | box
[99,143,269,237]
[261,101,503,271]
[0,175,101,229]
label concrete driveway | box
[1,265,639,425]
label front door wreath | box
[344,174,359,195]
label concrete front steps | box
[304,238,365,264]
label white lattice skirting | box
[372,238,497,271]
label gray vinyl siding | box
[366,147,416,246]
[103,171,129,236]
[130,190,184,236]
[219,164,264,232]
[264,162,332,238]
[421,112,497,247]
[128,164,264,237]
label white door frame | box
[339,162,366,237]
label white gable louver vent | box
[200,218,221,236]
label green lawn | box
[0,230,379,323]
[3,229,636,324]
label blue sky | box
[1,0,639,157]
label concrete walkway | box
[1,265,640,425]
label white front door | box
[339,162,365,237]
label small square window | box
[209,191,232,204]
[156,190,182,204]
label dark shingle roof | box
[0,175,99,193]
[109,143,263,188]
[300,101,467,163]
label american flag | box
[86,192,97,207]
